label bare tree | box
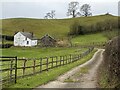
[80,4,92,17]
[50,10,55,19]
[44,10,55,19]
[67,1,80,18]
[44,16,48,19]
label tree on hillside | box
[80,4,92,17]
[67,1,80,18]
[44,10,55,19]
[68,21,84,36]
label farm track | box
[34,49,104,88]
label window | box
[27,41,29,44]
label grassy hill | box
[1,14,118,39]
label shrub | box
[0,35,14,41]
[103,36,120,87]
[103,30,119,40]
[68,21,84,36]
[0,44,13,48]
[68,19,118,36]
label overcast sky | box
[0,0,119,19]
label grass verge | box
[7,49,97,89]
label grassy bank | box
[7,49,97,89]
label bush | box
[103,30,119,40]
[0,35,14,41]
[68,19,118,36]
[68,21,84,36]
[102,36,120,87]
[0,44,13,48]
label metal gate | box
[0,56,17,88]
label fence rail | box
[1,47,94,87]
[17,47,93,77]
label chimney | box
[30,32,33,37]
[22,29,24,32]
[14,31,18,35]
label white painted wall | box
[14,32,26,46]
[31,40,37,46]
[14,32,37,46]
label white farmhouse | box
[14,32,37,46]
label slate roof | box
[19,32,37,40]
[40,34,56,41]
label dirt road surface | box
[34,49,104,88]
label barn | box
[40,34,56,47]
[14,31,37,46]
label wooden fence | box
[16,47,94,78]
[0,44,13,48]
[1,47,94,87]
[0,56,17,88]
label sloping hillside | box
[1,14,118,39]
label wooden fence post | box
[56,56,58,67]
[89,48,90,53]
[75,54,77,61]
[79,54,80,59]
[79,54,81,59]
[51,57,53,68]
[74,54,76,61]
[72,54,74,62]
[77,54,79,60]
[63,56,64,65]
[10,59,13,82]
[33,59,36,74]
[46,57,48,71]
[23,59,27,76]
[60,56,62,66]
[15,56,17,83]
[40,58,42,72]
[69,54,72,63]
[76,54,78,60]
[66,55,67,64]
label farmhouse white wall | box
[14,32,25,46]
[14,32,37,46]
[31,40,37,46]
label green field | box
[2,47,87,58]
[71,33,108,45]
[1,15,118,39]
